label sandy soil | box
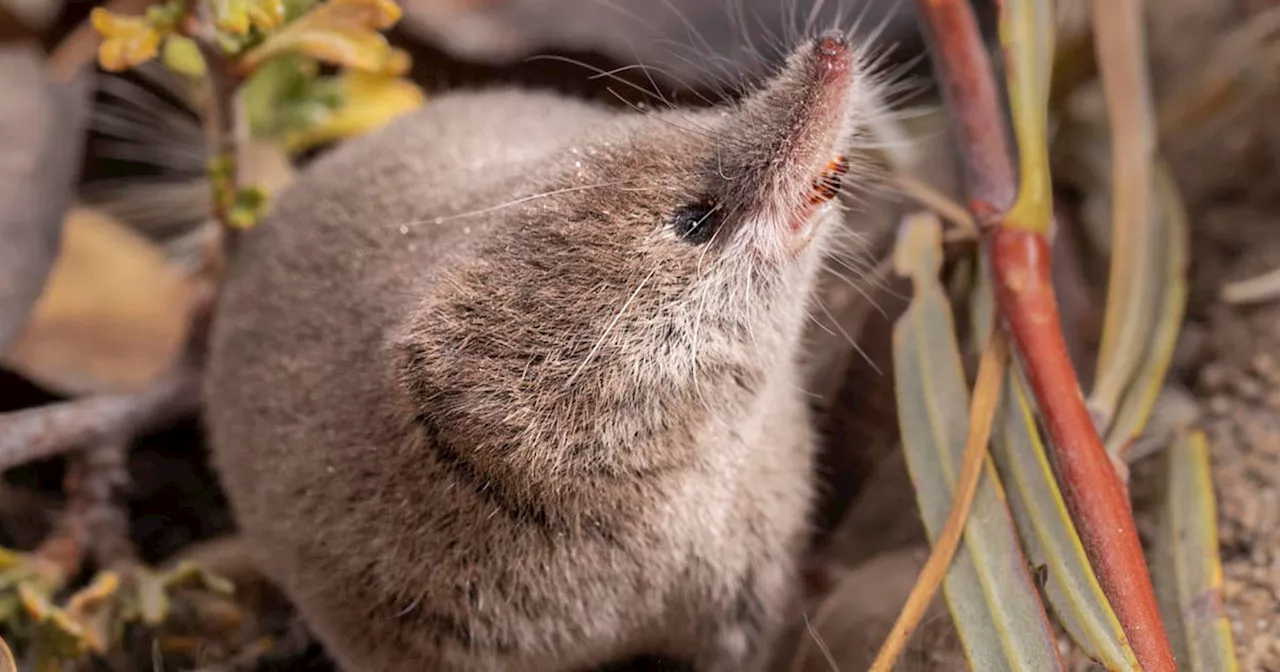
[1147,0,1280,667]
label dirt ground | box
[1147,0,1280,668]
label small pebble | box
[1236,375,1264,401]
[1251,352,1278,381]
[1202,362,1230,391]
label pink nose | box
[817,33,848,58]
[815,32,851,79]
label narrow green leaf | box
[995,377,1142,667]
[1103,162,1188,458]
[133,567,170,626]
[1153,431,1239,671]
[160,35,207,79]
[971,257,1140,668]
[892,213,1063,672]
[237,0,408,75]
[1089,0,1159,428]
[1054,105,1189,463]
[278,71,425,152]
[160,560,235,596]
[998,0,1055,233]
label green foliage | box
[241,54,343,141]
[92,0,426,231]
[0,550,237,670]
[892,214,1064,671]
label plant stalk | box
[910,0,1177,668]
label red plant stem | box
[991,230,1175,670]
[911,0,1177,668]
[912,0,1016,222]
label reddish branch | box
[912,0,1016,222]
[912,0,1176,669]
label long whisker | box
[523,54,671,107]
[603,86,719,140]
[566,264,661,388]
[810,290,880,375]
[394,179,653,229]
[595,63,718,108]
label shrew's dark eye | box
[670,201,721,245]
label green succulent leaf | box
[892,213,1063,672]
[1153,432,1239,671]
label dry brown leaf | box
[2,206,196,396]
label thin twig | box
[894,174,978,237]
[68,436,136,570]
[867,328,1008,672]
[0,364,201,473]
[183,6,245,248]
[33,435,135,578]
[11,288,214,577]
[1221,266,1280,305]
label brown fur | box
[204,33,880,672]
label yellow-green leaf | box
[969,259,1140,669]
[18,582,89,666]
[1089,0,1160,431]
[998,0,1055,233]
[62,571,122,654]
[1054,99,1190,465]
[0,595,19,624]
[892,213,1063,672]
[0,550,63,595]
[281,71,425,152]
[1103,162,1188,458]
[239,0,408,75]
[210,0,287,35]
[241,53,327,139]
[133,567,170,626]
[1152,431,1239,671]
[160,560,235,597]
[228,186,270,229]
[160,35,207,79]
[91,8,163,72]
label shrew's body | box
[205,33,874,672]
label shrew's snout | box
[714,30,862,256]
[815,31,853,82]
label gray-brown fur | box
[204,32,879,672]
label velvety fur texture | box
[205,33,878,672]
